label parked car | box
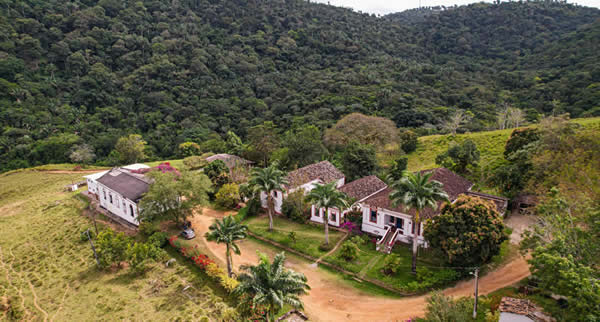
[181,227,196,239]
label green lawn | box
[324,239,451,292]
[0,171,235,320]
[244,216,344,259]
[145,159,185,170]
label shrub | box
[416,267,459,289]
[138,221,160,236]
[423,292,473,322]
[96,230,131,269]
[246,197,262,217]
[349,235,365,246]
[205,160,230,188]
[148,232,168,248]
[338,241,359,261]
[281,189,309,223]
[288,231,297,244]
[79,229,94,242]
[127,242,154,274]
[318,242,333,252]
[382,254,402,275]
[215,183,240,209]
[183,155,208,170]
[344,210,362,225]
[218,274,240,293]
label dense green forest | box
[0,0,599,170]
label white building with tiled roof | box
[260,161,345,214]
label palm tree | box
[306,182,349,246]
[389,171,448,273]
[205,216,248,277]
[235,252,310,322]
[248,164,288,231]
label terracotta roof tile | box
[339,176,387,201]
[499,297,555,322]
[361,168,473,219]
[205,154,253,169]
[286,161,345,189]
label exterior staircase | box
[376,226,398,254]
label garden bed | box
[244,216,345,258]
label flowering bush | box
[168,235,239,293]
[340,221,361,234]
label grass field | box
[405,116,600,172]
[0,171,235,320]
[244,216,345,259]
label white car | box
[180,227,196,240]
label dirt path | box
[191,209,531,321]
[311,232,349,267]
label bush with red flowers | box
[131,162,181,176]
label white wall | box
[360,205,428,247]
[98,183,140,226]
[260,190,284,214]
[310,205,342,227]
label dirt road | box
[191,210,531,321]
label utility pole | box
[472,267,480,319]
[86,229,100,267]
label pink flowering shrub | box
[131,162,181,176]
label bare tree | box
[507,107,525,128]
[496,106,509,130]
[443,109,472,135]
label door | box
[396,218,404,229]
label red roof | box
[361,168,473,219]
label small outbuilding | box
[498,297,555,322]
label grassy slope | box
[0,172,234,320]
[405,117,600,172]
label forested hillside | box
[1,0,599,170]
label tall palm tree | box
[306,182,349,246]
[205,216,248,277]
[235,252,310,322]
[248,164,288,231]
[389,171,448,273]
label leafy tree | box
[504,128,539,158]
[69,144,95,165]
[278,125,327,170]
[225,131,245,155]
[520,188,600,319]
[205,216,248,277]
[114,134,147,164]
[388,156,408,182]
[399,130,418,153]
[425,195,507,267]
[126,242,164,274]
[338,241,359,261]
[324,113,398,150]
[435,139,480,174]
[235,252,310,322]
[139,171,211,225]
[389,171,449,273]
[96,230,130,269]
[215,183,241,209]
[247,121,279,167]
[204,160,230,189]
[177,142,201,157]
[281,189,310,223]
[340,141,377,181]
[306,182,349,246]
[247,164,288,231]
[423,292,473,322]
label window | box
[103,190,106,200]
[130,204,135,217]
[109,194,113,204]
[370,209,377,223]
[116,197,120,208]
[122,201,126,210]
[330,210,337,223]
